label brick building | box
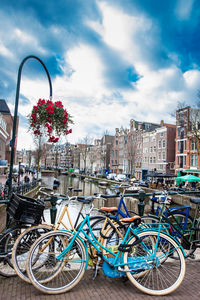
[0,99,19,165]
[175,106,200,175]
[142,123,176,178]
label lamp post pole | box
[8,55,52,197]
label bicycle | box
[26,214,186,296]
[142,196,200,258]
[12,187,108,282]
[87,185,138,236]
[0,192,45,277]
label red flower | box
[47,117,52,123]
[31,113,36,121]
[45,104,54,115]
[48,136,59,143]
[33,106,38,112]
[33,130,41,135]
[55,101,63,108]
[37,99,46,106]
[65,129,72,135]
[47,100,53,105]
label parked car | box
[138,180,149,187]
[115,174,126,182]
[107,173,116,180]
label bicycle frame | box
[56,215,180,271]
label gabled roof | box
[0,99,11,115]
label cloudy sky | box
[1,0,200,150]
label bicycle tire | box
[127,210,138,217]
[0,225,27,277]
[123,230,185,296]
[167,212,195,258]
[26,230,86,294]
[12,224,53,282]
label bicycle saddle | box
[190,198,200,204]
[99,207,118,213]
[120,215,141,226]
[77,196,94,204]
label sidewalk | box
[0,260,199,300]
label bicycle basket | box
[7,193,45,225]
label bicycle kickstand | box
[92,255,102,280]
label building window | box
[177,141,179,151]
[115,150,118,157]
[191,140,197,151]
[154,146,156,152]
[191,154,197,167]
[162,152,166,160]
[177,127,180,137]
[150,146,153,153]
[184,140,187,150]
[162,140,166,148]
[150,157,152,163]
[159,164,163,170]
[184,156,186,166]
[153,157,156,163]
[160,132,164,137]
[158,152,161,160]
[116,140,118,145]
[158,140,161,149]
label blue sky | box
[1,0,200,149]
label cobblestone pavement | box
[0,260,199,300]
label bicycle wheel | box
[76,215,106,240]
[0,226,26,277]
[127,210,138,217]
[26,230,87,294]
[123,230,185,296]
[12,224,53,282]
[141,215,168,229]
[167,212,195,258]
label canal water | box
[43,175,138,228]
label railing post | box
[138,190,146,216]
[50,195,57,225]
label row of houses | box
[0,99,18,175]
[15,106,200,179]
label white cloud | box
[175,0,194,20]
[87,1,154,74]
[0,41,13,58]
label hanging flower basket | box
[29,99,73,143]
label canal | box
[43,175,139,227]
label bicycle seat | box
[190,198,200,204]
[99,207,118,213]
[120,215,141,226]
[77,196,94,204]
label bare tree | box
[88,148,95,173]
[127,142,136,175]
[170,100,190,118]
[79,136,93,173]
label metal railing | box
[2,180,39,200]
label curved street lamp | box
[8,55,53,196]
